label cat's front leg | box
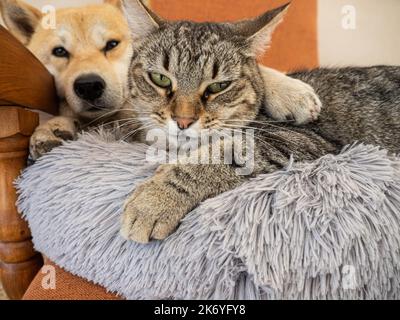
[259,65,321,124]
[120,164,243,243]
[30,116,79,160]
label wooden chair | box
[0,25,58,299]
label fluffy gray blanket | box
[16,130,400,299]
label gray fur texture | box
[118,1,400,243]
[16,130,400,299]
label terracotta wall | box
[2,0,400,68]
[150,0,318,72]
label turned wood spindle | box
[0,108,43,299]
[0,25,59,299]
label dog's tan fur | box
[1,0,132,158]
[1,0,321,160]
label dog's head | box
[1,0,132,120]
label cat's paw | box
[259,66,322,124]
[30,117,78,160]
[120,180,188,243]
[268,78,322,124]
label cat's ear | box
[121,0,163,40]
[0,0,42,45]
[233,3,290,57]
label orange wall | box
[149,0,319,72]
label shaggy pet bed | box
[16,130,400,300]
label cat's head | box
[122,0,289,138]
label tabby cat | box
[120,0,400,243]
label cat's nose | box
[174,117,196,130]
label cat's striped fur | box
[120,0,399,243]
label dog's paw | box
[120,180,188,243]
[265,77,322,125]
[30,130,63,160]
[30,117,78,160]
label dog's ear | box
[104,0,122,10]
[0,0,42,45]
[121,0,163,40]
[232,3,290,57]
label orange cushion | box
[23,259,121,300]
[149,0,318,72]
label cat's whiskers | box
[110,119,144,135]
[222,123,290,145]
[217,125,276,150]
[101,117,139,126]
[99,119,141,136]
[222,118,295,125]
[225,119,302,138]
[223,116,303,144]
[120,123,156,142]
[83,108,139,128]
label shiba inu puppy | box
[1,0,132,158]
[1,0,321,160]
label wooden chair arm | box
[0,26,58,299]
[0,26,58,114]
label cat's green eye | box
[149,72,172,88]
[206,81,231,95]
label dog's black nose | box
[74,74,106,102]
